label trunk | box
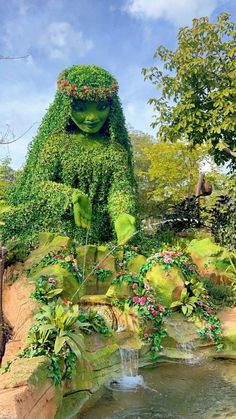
[0,246,7,362]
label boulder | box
[24,233,72,270]
[127,254,146,275]
[187,238,235,284]
[144,263,185,307]
[29,264,81,302]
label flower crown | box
[57,78,118,101]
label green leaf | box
[54,336,66,354]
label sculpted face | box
[71,100,110,134]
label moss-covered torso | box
[3,131,136,245]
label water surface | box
[82,361,236,419]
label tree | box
[130,130,214,219]
[129,130,157,218]
[140,141,205,213]
[142,13,236,170]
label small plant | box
[112,272,143,291]
[170,288,198,317]
[19,300,88,385]
[94,268,112,283]
[31,275,63,303]
[28,250,83,284]
[78,310,111,336]
[202,278,235,307]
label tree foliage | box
[0,157,15,229]
[130,130,212,218]
[143,13,236,169]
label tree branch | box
[0,54,30,60]
[0,122,38,145]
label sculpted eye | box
[72,100,86,112]
[97,102,109,111]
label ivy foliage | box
[143,13,236,169]
[3,65,137,245]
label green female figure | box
[3,65,137,246]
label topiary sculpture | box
[3,65,137,247]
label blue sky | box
[0,0,235,168]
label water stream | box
[108,348,144,391]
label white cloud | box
[124,0,226,26]
[38,22,93,60]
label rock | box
[79,295,117,329]
[2,274,37,364]
[106,281,131,299]
[127,254,146,274]
[144,263,185,307]
[66,343,120,394]
[218,307,236,348]
[0,357,61,419]
[187,238,234,284]
[29,264,82,302]
[24,233,72,270]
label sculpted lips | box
[84,121,100,127]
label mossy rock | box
[106,281,131,299]
[24,232,71,270]
[55,390,91,419]
[163,313,200,345]
[66,343,120,393]
[94,245,116,293]
[127,254,146,274]
[29,264,82,302]
[0,356,50,390]
[76,244,97,274]
[187,238,235,284]
[144,264,185,307]
[76,245,116,295]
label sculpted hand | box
[115,213,136,245]
[72,190,92,229]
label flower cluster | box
[57,78,118,101]
[196,300,223,350]
[111,271,168,357]
[151,250,197,277]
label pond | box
[81,360,236,419]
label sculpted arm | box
[108,147,137,244]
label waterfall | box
[119,348,139,377]
[107,348,144,390]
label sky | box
[0,0,235,169]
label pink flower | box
[157,304,165,312]
[53,254,64,259]
[47,277,56,285]
[139,296,147,305]
[143,333,149,338]
[204,306,213,314]
[164,256,173,264]
[147,297,154,302]
[209,324,215,331]
[147,304,154,311]
[132,296,140,303]
[152,310,158,317]
[115,271,126,277]
[132,283,138,290]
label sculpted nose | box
[86,112,98,122]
